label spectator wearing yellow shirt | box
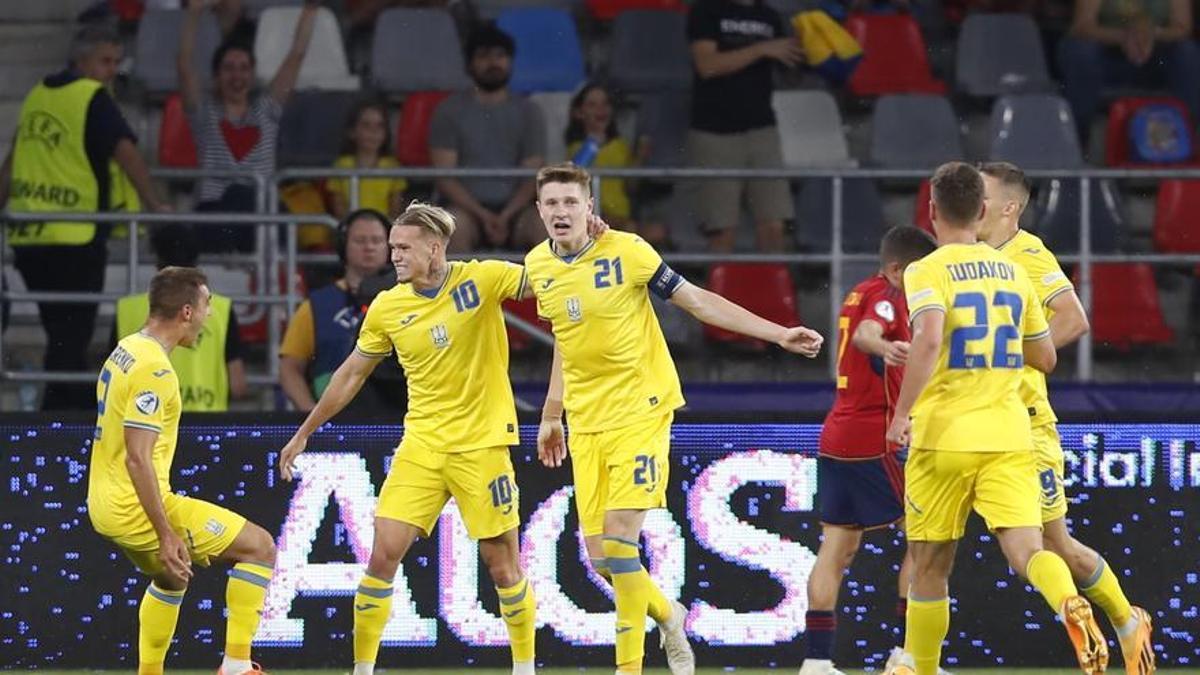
[328,100,407,220]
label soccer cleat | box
[512,660,536,675]
[1061,595,1109,674]
[657,600,696,675]
[883,649,916,675]
[1119,606,1155,675]
[216,663,267,675]
[886,646,955,675]
[797,658,846,675]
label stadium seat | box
[589,0,687,18]
[1153,180,1200,252]
[1034,178,1125,253]
[989,94,1084,169]
[476,0,585,19]
[277,92,359,166]
[396,91,452,167]
[135,10,222,95]
[1104,96,1198,167]
[773,90,855,168]
[503,297,551,351]
[912,179,934,236]
[703,264,800,348]
[636,91,691,168]
[255,7,359,91]
[242,0,304,17]
[1082,263,1175,347]
[496,8,586,93]
[530,92,573,163]
[158,93,198,168]
[844,13,946,96]
[608,10,693,94]
[956,13,1052,97]
[371,9,470,94]
[795,178,888,253]
[870,94,963,168]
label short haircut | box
[211,38,254,76]
[930,161,985,227]
[465,22,515,60]
[394,201,457,240]
[69,25,121,66]
[537,162,592,196]
[978,161,1031,200]
[148,266,207,320]
[880,225,937,266]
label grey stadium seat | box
[608,11,692,95]
[794,178,887,253]
[135,10,222,95]
[636,91,691,168]
[989,94,1084,169]
[371,9,470,94]
[870,94,963,168]
[277,91,359,166]
[1034,178,1126,253]
[956,13,1051,97]
[773,90,855,168]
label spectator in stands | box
[113,225,247,411]
[279,209,391,411]
[429,22,546,252]
[178,0,319,252]
[687,0,798,253]
[328,99,407,221]
[0,25,169,410]
[1058,0,1200,141]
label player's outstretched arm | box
[669,281,824,357]
[537,345,567,468]
[886,309,943,447]
[1023,334,1057,374]
[125,427,193,582]
[279,350,382,481]
[852,319,909,366]
[1047,289,1090,349]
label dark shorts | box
[817,453,905,529]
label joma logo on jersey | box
[566,297,583,322]
[430,324,450,348]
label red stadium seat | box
[845,14,946,97]
[396,91,451,167]
[158,93,198,168]
[1153,180,1200,252]
[912,179,935,236]
[503,297,550,352]
[586,0,685,21]
[703,264,799,349]
[1104,96,1197,167]
[1080,263,1174,348]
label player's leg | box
[604,507,656,674]
[903,540,957,675]
[119,540,190,675]
[215,520,278,675]
[451,447,536,674]
[800,524,862,674]
[355,444,447,675]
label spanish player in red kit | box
[799,226,937,675]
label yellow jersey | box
[903,242,1050,453]
[524,230,685,433]
[998,230,1075,429]
[87,333,183,532]
[356,259,526,452]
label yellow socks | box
[497,577,537,664]
[604,536,670,673]
[904,596,949,675]
[353,574,395,666]
[1079,557,1134,631]
[138,583,185,675]
[224,562,273,666]
[1026,550,1079,612]
[592,554,671,624]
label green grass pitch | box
[26,670,1200,674]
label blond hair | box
[394,200,456,240]
[537,162,592,196]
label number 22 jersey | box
[902,243,1049,453]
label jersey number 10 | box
[948,291,1024,370]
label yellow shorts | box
[377,442,519,541]
[904,448,1041,541]
[1033,424,1068,523]
[96,493,247,576]
[570,412,672,537]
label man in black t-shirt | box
[687,0,799,253]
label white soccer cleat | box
[798,658,846,674]
[657,599,696,675]
[884,646,953,675]
[511,660,536,675]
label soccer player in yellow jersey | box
[278,202,540,675]
[882,163,1107,675]
[527,163,824,675]
[978,161,1155,674]
[87,267,278,675]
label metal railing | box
[6,165,1200,392]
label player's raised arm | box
[124,426,193,582]
[279,349,383,481]
[669,281,824,357]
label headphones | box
[336,208,392,265]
